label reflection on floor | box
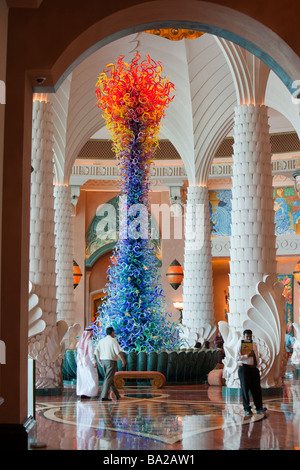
[34,376,300,451]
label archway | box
[27,1,300,95]
[2,0,300,438]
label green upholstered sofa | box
[62,348,221,385]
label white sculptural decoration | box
[28,281,68,389]
[180,322,216,348]
[219,274,286,389]
[66,323,82,349]
[28,281,46,338]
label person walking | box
[76,327,99,399]
[236,329,267,416]
[285,323,295,360]
[95,326,126,402]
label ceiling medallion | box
[145,28,204,41]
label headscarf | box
[76,327,93,366]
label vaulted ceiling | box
[49,30,300,186]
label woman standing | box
[76,327,99,399]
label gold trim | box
[145,28,204,41]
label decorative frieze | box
[70,155,298,186]
[211,235,300,257]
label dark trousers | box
[238,365,263,411]
[100,360,120,399]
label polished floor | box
[31,371,300,453]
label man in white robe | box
[76,327,99,399]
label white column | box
[28,99,67,389]
[182,185,216,346]
[29,100,57,327]
[220,104,286,388]
[54,184,75,326]
[229,103,276,327]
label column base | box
[35,387,62,396]
[222,386,284,403]
[0,415,36,450]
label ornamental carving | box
[145,29,204,41]
[219,274,286,389]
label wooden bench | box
[114,370,166,389]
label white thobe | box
[76,339,99,397]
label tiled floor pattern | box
[33,378,300,451]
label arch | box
[215,37,271,106]
[28,1,300,96]
[37,2,300,185]
[265,71,300,140]
[2,0,300,427]
[61,30,235,186]
[197,113,234,185]
[61,32,195,184]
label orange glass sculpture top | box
[95,53,175,160]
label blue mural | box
[209,190,232,236]
[209,187,300,236]
[273,187,300,235]
[274,196,294,234]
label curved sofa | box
[62,348,221,385]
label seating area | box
[114,370,166,388]
[62,348,221,385]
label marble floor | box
[30,373,300,454]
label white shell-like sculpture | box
[67,323,82,349]
[46,320,68,362]
[28,281,46,338]
[180,322,216,348]
[219,274,286,388]
[28,320,68,389]
[218,320,240,388]
[244,274,286,388]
